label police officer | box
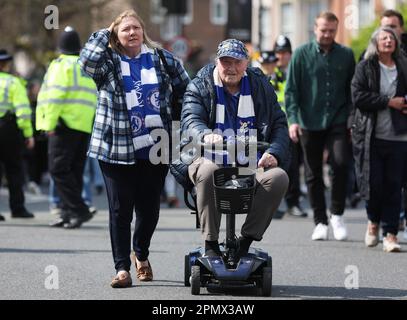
[274,35,308,218]
[0,49,35,221]
[258,50,279,81]
[36,26,97,229]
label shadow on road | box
[272,285,407,299]
[0,248,111,254]
[194,285,407,299]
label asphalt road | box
[0,186,406,301]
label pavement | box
[0,185,406,300]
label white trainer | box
[383,233,401,252]
[364,221,379,247]
[311,223,329,240]
[330,214,348,241]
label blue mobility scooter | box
[183,141,273,296]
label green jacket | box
[285,41,355,130]
[36,54,97,133]
[0,72,33,138]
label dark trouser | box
[285,141,302,208]
[100,160,168,272]
[0,118,26,213]
[48,126,90,218]
[300,124,349,225]
[27,135,48,184]
[366,138,407,236]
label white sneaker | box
[330,214,348,241]
[27,181,42,195]
[364,221,379,247]
[383,233,401,252]
[311,223,329,240]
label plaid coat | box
[79,29,190,164]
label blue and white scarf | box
[212,66,256,165]
[120,45,163,156]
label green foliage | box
[350,19,378,61]
[350,4,407,61]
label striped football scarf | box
[212,66,256,165]
[121,44,163,152]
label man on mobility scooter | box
[170,39,290,295]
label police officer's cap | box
[58,26,81,55]
[274,35,292,53]
[0,49,13,61]
[258,51,278,64]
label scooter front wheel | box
[261,266,272,297]
[184,255,191,287]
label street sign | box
[168,36,190,60]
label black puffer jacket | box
[351,55,407,200]
[170,64,290,191]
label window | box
[210,0,228,25]
[150,0,165,24]
[152,0,193,25]
[181,0,194,25]
[359,0,373,27]
[307,0,327,41]
[281,3,294,41]
[160,15,183,41]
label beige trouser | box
[188,157,289,241]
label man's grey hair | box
[364,26,400,60]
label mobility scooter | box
[183,141,273,296]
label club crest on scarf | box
[120,45,164,153]
[146,88,160,113]
[130,111,144,135]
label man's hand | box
[25,137,35,150]
[203,133,223,144]
[258,153,278,168]
[47,130,56,137]
[289,123,302,143]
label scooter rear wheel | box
[191,265,201,295]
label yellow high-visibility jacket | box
[0,72,33,138]
[36,54,97,133]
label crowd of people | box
[0,8,406,288]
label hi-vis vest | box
[0,72,33,138]
[270,67,289,120]
[36,54,97,134]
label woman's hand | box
[388,97,407,111]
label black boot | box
[11,209,34,218]
[237,236,253,258]
[0,214,5,221]
[204,240,222,257]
